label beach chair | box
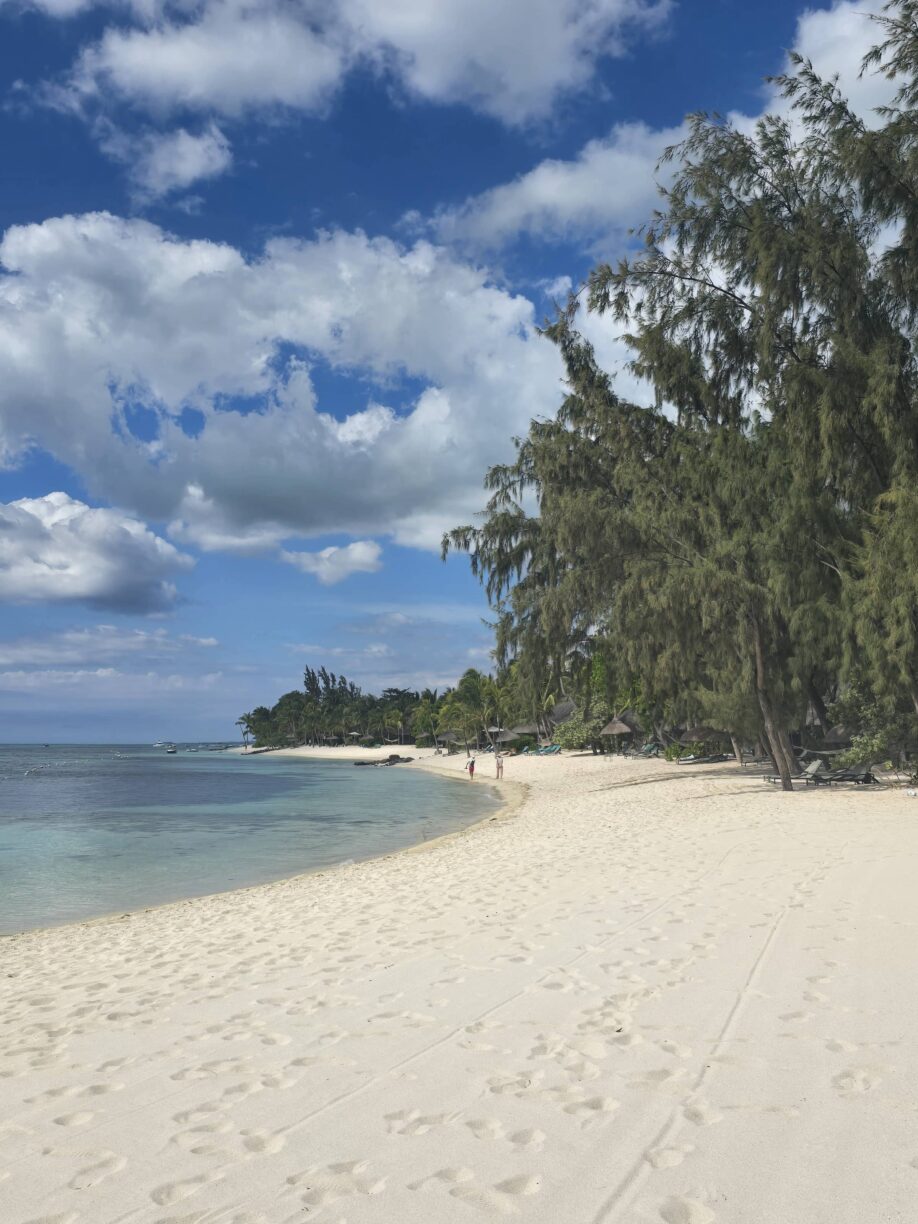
[764,758,820,785]
[800,759,829,785]
[811,765,877,786]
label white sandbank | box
[3,749,917,1223]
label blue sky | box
[0,0,890,740]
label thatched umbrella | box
[679,725,728,745]
[600,717,635,737]
[494,730,519,743]
[511,722,540,735]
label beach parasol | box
[600,718,635,737]
[679,725,728,745]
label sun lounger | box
[678,753,730,765]
[811,766,876,786]
[764,758,824,785]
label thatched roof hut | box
[679,725,728,745]
[600,717,635,737]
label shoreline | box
[2,746,514,943]
[5,752,917,1223]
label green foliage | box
[241,666,535,755]
[444,8,918,787]
[836,734,888,768]
[554,710,608,751]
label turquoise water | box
[0,745,499,935]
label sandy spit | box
[3,748,917,1223]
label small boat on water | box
[153,740,164,747]
[165,744,177,754]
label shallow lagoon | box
[0,745,499,934]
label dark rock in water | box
[354,754,414,767]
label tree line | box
[235,664,565,753]
[445,4,918,790]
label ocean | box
[0,745,499,935]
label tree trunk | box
[807,677,830,736]
[729,734,744,766]
[777,725,799,775]
[751,617,795,791]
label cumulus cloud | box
[281,540,382,584]
[0,493,193,612]
[427,2,896,255]
[339,0,671,125]
[433,121,684,250]
[780,0,894,125]
[0,214,562,551]
[99,122,233,201]
[31,0,670,126]
[69,5,346,117]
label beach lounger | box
[811,766,877,786]
[764,758,822,784]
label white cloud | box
[0,493,193,612]
[100,122,233,201]
[339,0,671,125]
[433,121,684,250]
[0,667,222,695]
[428,2,896,255]
[0,213,562,551]
[785,1,893,124]
[33,0,670,126]
[281,540,382,584]
[0,625,217,665]
[68,5,346,117]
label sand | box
[3,748,918,1224]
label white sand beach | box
[3,750,917,1223]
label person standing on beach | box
[467,756,476,780]
[495,751,503,780]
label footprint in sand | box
[833,1068,882,1097]
[659,1197,716,1224]
[825,1039,859,1054]
[413,1167,542,1214]
[242,1129,286,1154]
[151,1171,222,1206]
[646,1144,695,1169]
[287,1160,386,1208]
[69,1151,127,1190]
[510,1129,546,1151]
[53,1112,94,1127]
[467,1117,505,1141]
[683,1101,723,1127]
[385,1109,456,1137]
[452,1173,543,1214]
